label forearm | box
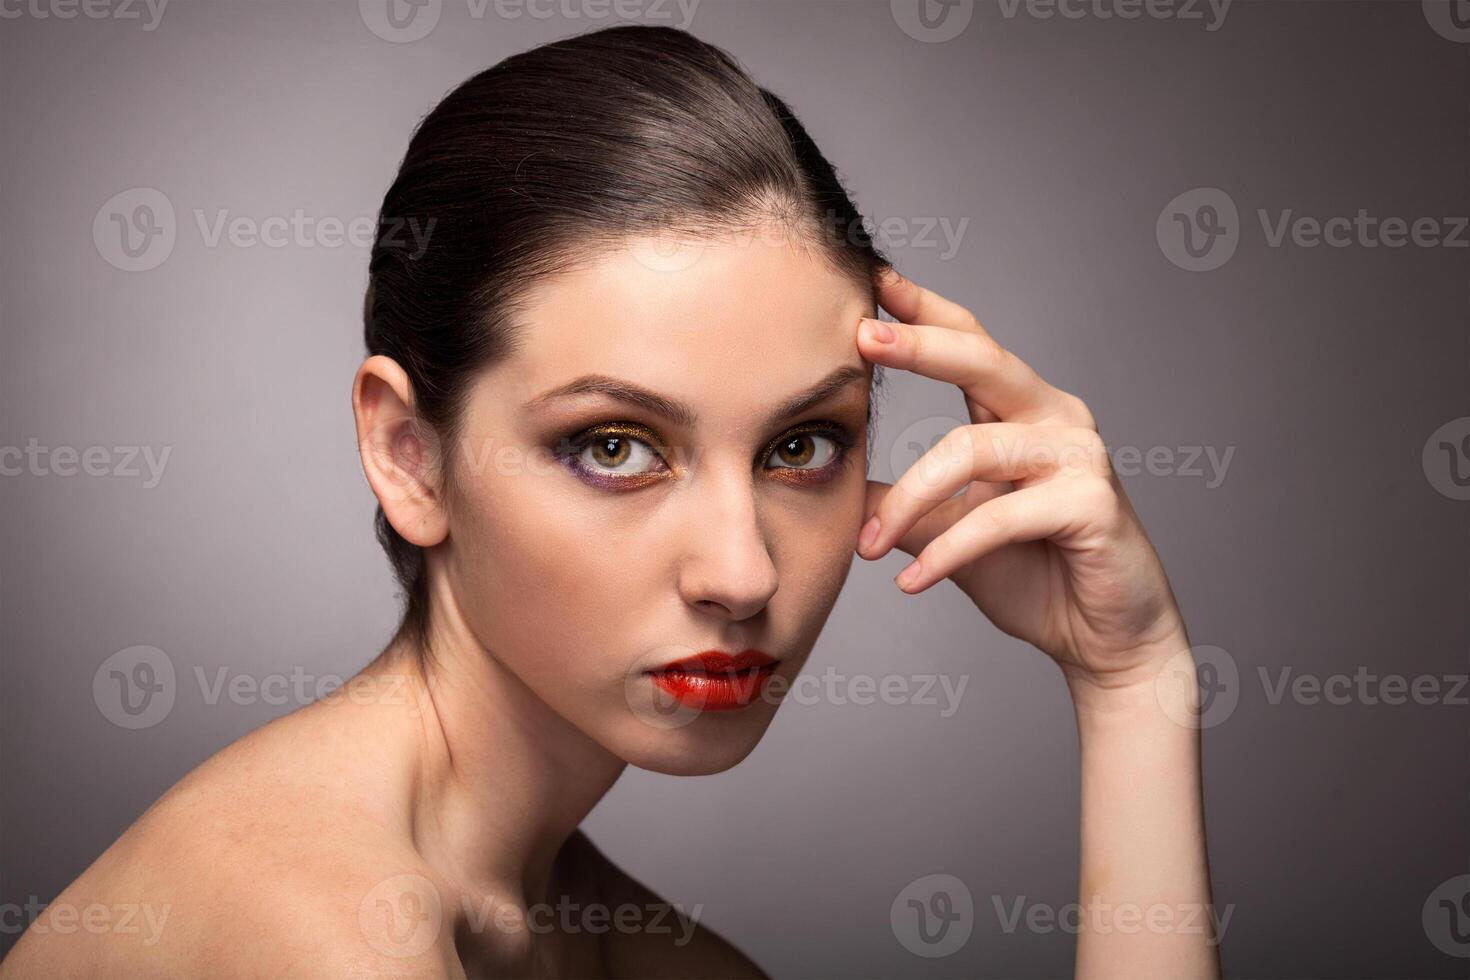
[1065,642,1223,979]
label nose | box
[675,470,779,622]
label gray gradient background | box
[2,0,1467,976]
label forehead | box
[497,230,872,408]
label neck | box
[359,575,628,914]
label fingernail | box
[895,559,922,590]
[857,515,881,554]
[863,318,895,344]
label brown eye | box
[556,421,673,484]
[766,432,838,471]
[580,432,661,475]
[590,435,631,468]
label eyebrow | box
[523,364,870,430]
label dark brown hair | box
[363,24,892,651]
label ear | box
[352,355,450,549]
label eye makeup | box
[551,418,860,492]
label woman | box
[2,24,1220,979]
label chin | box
[610,709,777,776]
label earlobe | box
[351,355,450,548]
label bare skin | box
[2,227,1219,978]
[0,652,768,978]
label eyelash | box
[553,420,858,490]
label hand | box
[855,268,1189,694]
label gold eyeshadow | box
[552,418,859,491]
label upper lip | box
[648,649,778,673]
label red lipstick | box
[646,649,779,712]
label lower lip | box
[648,663,779,711]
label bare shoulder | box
[1,716,461,979]
[568,830,770,979]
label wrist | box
[1061,628,1198,731]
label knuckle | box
[932,424,977,470]
[1071,428,1110,474]
[974,497,1010,539]
[1061,391,1098,430]
[969,330,1004,366]
[1072,474,1120,522]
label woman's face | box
[440,227,875,775]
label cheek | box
[766,478,866,612]
[447,468,648,683]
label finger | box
[875,266,983,335]
[858,478,992,562]
[868,270,1094,430]
[857,316,1086,427]
[860,423,1107,560]
[895,475,1119,594]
